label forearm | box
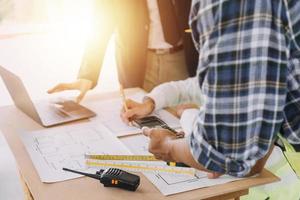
[146,77,203,110]
[78,0,116,88]
[78,46,106,88]
[169,138,274,176]
[169,138,209,172]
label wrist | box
[168,140,180,162]
[78,78,93,89]
[143,97,155,113]
[169,138,191,163]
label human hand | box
[47,79,93,103]
[142,127,222,179]
[175,103,199,118]
[120,98,155,124]
[142,127,177,161]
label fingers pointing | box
[47,83,71,94]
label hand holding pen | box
[120,87,155,125]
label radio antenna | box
[63,168,101,180]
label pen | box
[120,84,128,112]
[120,85,133,126]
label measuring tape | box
[85,154,195,175]
[86,160,195,175]
[85,154,158,161]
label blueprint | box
[121,134,241,196]
[20,121,240,194]
[20,122,131,183]
[87,92,180,136]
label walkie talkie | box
[63,168,140,191]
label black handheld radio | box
[63,168,140,191]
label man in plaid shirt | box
[122,0,300,177]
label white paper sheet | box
[87,92,180,136]
[20,122,131,183]
[121,134,241,196]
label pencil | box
[119,84,128,112]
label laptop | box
[0,65,96,127]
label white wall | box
[1,0,48,23]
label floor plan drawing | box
[121,134,240,195]
[20,123,130,182]
[87,92,180,136]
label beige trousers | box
[143,49,189,92]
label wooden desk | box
[0,88,279,200]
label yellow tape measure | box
[86,160,195,175]
[85,154,195,175]
[85,154,158,161]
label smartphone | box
[132,116,177,134]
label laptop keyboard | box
[36,103,71,125]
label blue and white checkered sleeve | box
[285,0,300,51]
[282,0,300,144]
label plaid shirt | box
[189,0,300,177]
